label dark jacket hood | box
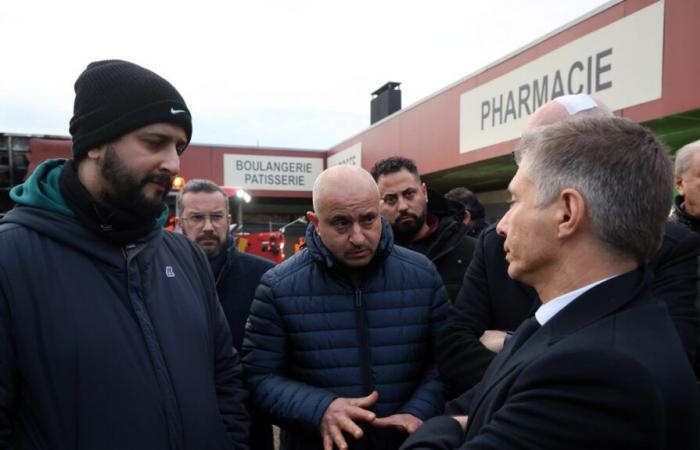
[304,216,394,269]
[1,159,168,267]
[10,158,75,218]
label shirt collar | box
[535,274,620,325]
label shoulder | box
[232,249,275,273]
[389,245,444,282]
[661,220,700,250]
[258,248,316,286]
[650,221,700,268]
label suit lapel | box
[467,268,649,426]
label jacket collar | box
[672,195,700,234]
[304,216,394,269]
[468,268,648,419]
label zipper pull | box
[355,288,362,307]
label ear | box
[306,211,319,228]
[226,214,232,226]
[675,175,685,196]
[421,182,428,202]
[87,143,107,161]
[556,188,586,239]
[463,210,472,223]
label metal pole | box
[7,136,14,187]
[237,201,243,230]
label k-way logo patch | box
[165,266,175,278]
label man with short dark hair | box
[371,157,476,300]
[402,116,700,450]
[243,165,447,450]
[178,179,274,450]
[444,187,489,238]
[0,60,249,449]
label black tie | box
[506,317,541,354]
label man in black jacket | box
[371,157,476,300]
[178,179,274,450]
[671,139,700,376]
[402,116,699,450]
[438,94,700,396]
[0,60,249,449]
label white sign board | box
[327,143,362,167]
[459,1,664,153]
[223,154,324,191]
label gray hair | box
[176,179,229,216]
[515,116,673,264]
[674,140,700,175]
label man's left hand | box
[372,413,423,434]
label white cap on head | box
[553,94,600,115]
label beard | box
[391,208,427,244]
[99,145,172,220]
[197,231,227,258]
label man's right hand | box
[321,391,379,450]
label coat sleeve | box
[436,231,498,398]
[241,275,338,434]
[0,265,15,449]
[211,273,251,449]
[649,222,700,363]
[400,350,665,450]
[399,275,448,420]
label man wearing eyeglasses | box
[177,179,275,450]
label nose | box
[348,222,366,246]
[496,212,510,238]
[202,216,215,232]
[159,145,180,175]
[397,195,409,212]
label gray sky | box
[1,0,611,150]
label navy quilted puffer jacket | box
[242,219,447,450]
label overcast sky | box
[1,0,612,150]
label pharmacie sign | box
[459,1,664,153]
[223,154,324,191]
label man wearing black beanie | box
[0,60,250,449]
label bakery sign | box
[223,154,324,191]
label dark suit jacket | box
[437,221,700,396]
[402,269,700,449]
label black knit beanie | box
[69,59,193,160]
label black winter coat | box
[211,238,274,450]
[437,221,700,397]
[402,216,476,301]
[0,206,249,450]
[242,219,448,450]
[213,237,274,351]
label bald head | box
[312,165,379,213]
[528,94,612,128]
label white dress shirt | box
[535,275,620,325]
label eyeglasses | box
[180,213,227,226]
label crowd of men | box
[0,59,699,450]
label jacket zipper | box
[354,287,373,395]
